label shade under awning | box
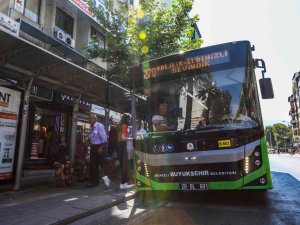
[0,28,130,112]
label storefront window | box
[55,7,74,37]
[31,107,66,160]
[91,26,105,49]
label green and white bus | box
[130,41,274,191]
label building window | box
[24,0,41,23]
[55,8,74,37]
[91,27,105,49]
[15,0,41,23]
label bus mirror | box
[259,78,274,99]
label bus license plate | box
[179,183,209,191]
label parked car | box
[268,148,275,154]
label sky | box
[191,0,300,126]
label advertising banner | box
[91,104,105,116]
[109,110,121,122]
[0,87,21,180]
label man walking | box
[87,114,110,188]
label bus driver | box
[152,103,168,131]
[152,103,176,131]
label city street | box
[1,0,300,225]
[269,153,300,181]
[70,154,300,225]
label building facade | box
[288,72,300,146]
[0,0,128,186]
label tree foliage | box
[265,123,293,148]
[87,0,202,86]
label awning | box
[0,28,130,112]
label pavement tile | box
[0,172,136,225]
[1,214,58,225]
[39,205,86,220]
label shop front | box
[23,92,104,169]
[0,86,22,182]
[0,26,130,190]
[24,99,71,169]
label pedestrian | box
[117,113,133,189]
[87,113,110,188]
[75,132,88,182]
[53,135,73,186]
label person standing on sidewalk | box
[87,114,110,188]
[117,113,133,189]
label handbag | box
[97,143,107,154]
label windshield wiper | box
[175,126,225,135]
[195,126,225,131]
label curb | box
[52,191,138,225]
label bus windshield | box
[145,66,262,132]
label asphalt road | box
[71,154,300,225]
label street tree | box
[265,125,275,148]
[271,123,292,149]
[86,0,202,87]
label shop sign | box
[60,94,91,106]
[68,0,105,21]
[91,104,105,116]
[55,93,91,111]
[30,143,39,159]
[109,110,121,122]
[14,0,25,14]
[0,87,21,180]
[0,12,20,36]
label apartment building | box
[288,72,300,146]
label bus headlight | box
[144,163,150,177]
[244,145,263,175]
[254,160,261,166]
[244,157,250,174]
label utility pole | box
[269,130,273,149]
[283,120,291,152]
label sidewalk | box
[0,170,136,225]
[275,152,300,158]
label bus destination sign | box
[143,50,230,80]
